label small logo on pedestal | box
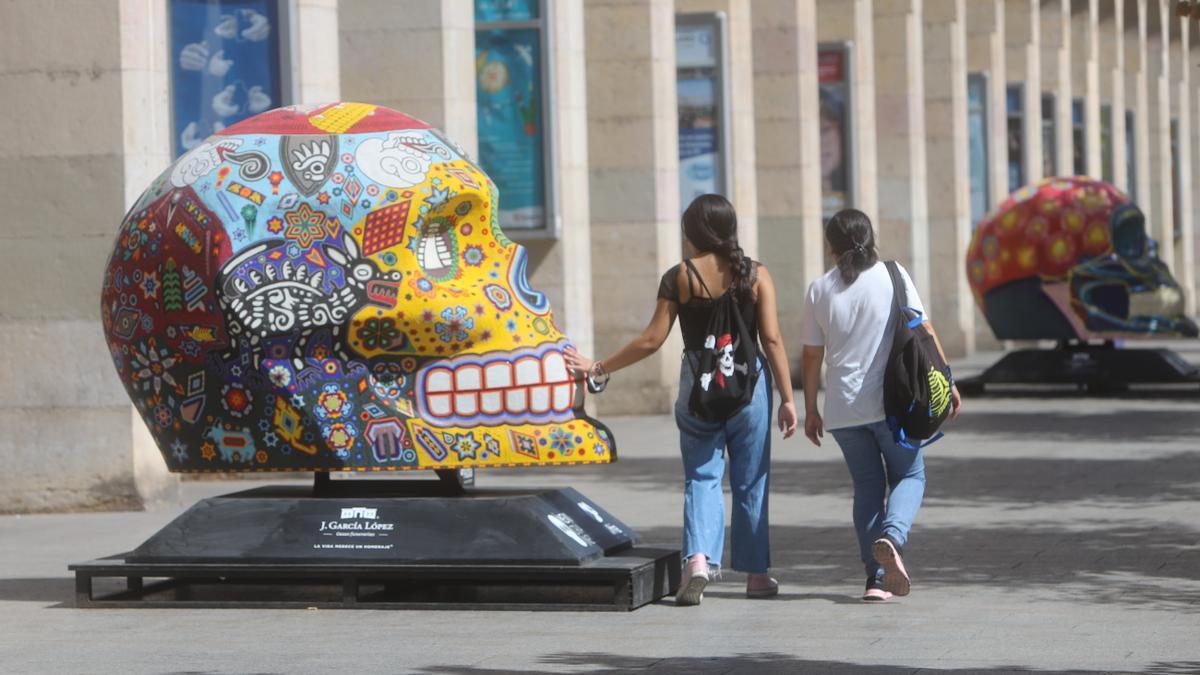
[340,507,378,520]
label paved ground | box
[1,346,1199,674]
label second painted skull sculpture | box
[966,176,1197,340]
[101,103,615,472]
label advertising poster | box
[475,0,538,22]
[476,15,546,231]
[818,47,850,220]
[170,0,282,157]
[676,21,722,209]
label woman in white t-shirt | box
[799,208,961,602]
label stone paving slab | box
[1,348,1199,673]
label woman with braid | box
[565,194,797,606]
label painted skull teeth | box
[365,279,400,307]
[416,344,576,427]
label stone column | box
[965,0,1006,349]
[816,0,879,220]
[1191,21,1200,312]
[924,0,974,356]
[1130,0,1153,218]
[1147,0,1174,267]
[1173,11,1194,314]
[967,0,1010,209]
[675,0,760,258]
[1007,0,1044,188]
[339,0,477,156]
[545,1,597,359]
[875,0,929,296]
[293,0,341,103]
[1106,0,1129,191]
[0,1,178,512]
[1074,0,1103,178]
[753,0,823,379]
[586,0,681,412]
[1041,0,1073,177]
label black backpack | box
[883,261,953,448]
[683,259,760,422]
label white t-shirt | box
[799,261,927,431]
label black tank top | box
[657,258,760,351]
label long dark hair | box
[682,194,754,302]
[825,208,878,285]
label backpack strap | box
[885,261,925,329]
[682,258,715,300]
[887,415,944,450]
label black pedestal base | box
[69,547,680,611]
[958,344,1200,395]
[70,484,681,611]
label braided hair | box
[825,208,879,285]
[681,194,754,302]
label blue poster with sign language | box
[170,0,282,157]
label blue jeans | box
[674,357,772,575]
[830,420,926,579]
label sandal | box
[746,574,779,599]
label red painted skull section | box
[967,177,1196,340]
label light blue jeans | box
[830,420,927,579]
[674,357,772,575]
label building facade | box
[1,0,1197,511]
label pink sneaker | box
[676,554,710,606]
[871,536,911,596]
[862,575,893,602]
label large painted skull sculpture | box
[101,102,615,472]
[966,176,1197,340]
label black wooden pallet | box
[70,547,680,611]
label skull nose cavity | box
[417,346,576,427]
[417,217,456,278]
[419,232,454,275]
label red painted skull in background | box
[966,176,1197,340]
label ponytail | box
[825,209,878,285]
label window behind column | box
[169,0,288,158]
[1041,92,1057,178]
[1006,85,1024,192]
[818,43,853,222]
[475,0,556,237]
[967,73,990,226]
[1072,98,1086,176]
[676,13,731,214]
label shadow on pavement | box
[634,518,1200,612]
[529,450,1200,505]
[416,652,1145,674]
